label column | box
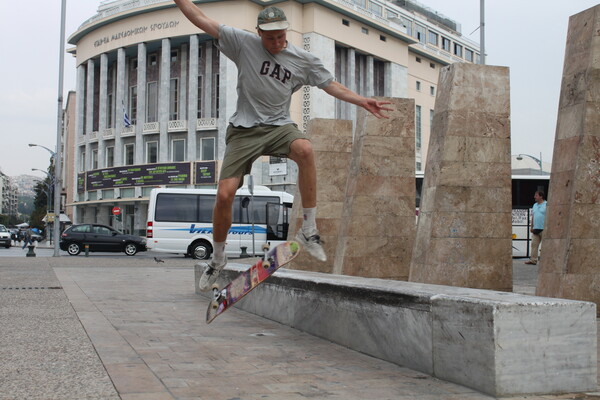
[159,39,171,162]
[135,42,147,167]
[85,59,95,171]
[536,5,600,312]
[188,35,199,162]
[115,48,126,168]
[333,98,416,279]
[409,63,512,291]
[99,53,108,168]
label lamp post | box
[515,153,544,174]
[28,144,61,256]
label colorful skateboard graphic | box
[206,241,300,323]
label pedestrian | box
[173,0,393,290]
[525,190,547,265]
[21,228,33,250]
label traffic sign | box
[112,206,121,216]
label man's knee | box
[289,139,314,161]
[215,178,239,209]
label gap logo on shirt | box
[259,61,292,84]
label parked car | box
[0,225,11,248]
[60,223,147,256]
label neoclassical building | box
[66,0,479,235]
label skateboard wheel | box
[262,261,270,269]
[211,302,218,309]
[262,243,270,252]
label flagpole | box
[53,0,66,256]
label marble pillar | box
[333,98,416,279]
[409,63,513,291]
[288,119,354,273]
[536,5,600,312]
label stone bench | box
[195,264,597,397]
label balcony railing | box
[122,125,136,136]
[197,118,217,131]
[168,120,187,132]
[103,128,115,138]
[143,122,159,134]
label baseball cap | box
[257,7,290,31]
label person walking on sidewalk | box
[173,0,392,291]
[525,190,547,265]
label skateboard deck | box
[206,241,300,323]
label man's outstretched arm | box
[323,81,393,119]
[173,0,221,38]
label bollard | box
[26,245,36,257]
[240,246,250,258]
[85,244,90,257]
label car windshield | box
[0,226,7,232]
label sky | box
[0,0,598,178]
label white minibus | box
[146,186,294,259]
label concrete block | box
[196,264,598,397]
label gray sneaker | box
[198,256,227,292]
[295,231,327,262]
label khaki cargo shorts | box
[220,123,309,186]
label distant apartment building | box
[0,171,18,216]
[65,0,479,234]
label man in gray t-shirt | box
[174,0,392,291]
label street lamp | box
[32,169,54,244]
[515,153,544,174]
[28,144,61,256]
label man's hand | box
[360,98,393,119]
[323,81,393,119]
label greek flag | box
[123,102,131,127]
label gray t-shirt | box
[217,25,334,127]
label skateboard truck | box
[262,242,271,268]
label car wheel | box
[5,244,10,248]
[67,243,81,256]
[124,243,138,256]
[190,240,212,260]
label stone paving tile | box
[52,264,598,400]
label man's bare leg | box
[198,176,240,291]
[288,139,326,261]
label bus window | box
[156,193,199,222]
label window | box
[197,75,203,118]
[147,81,158,123]
[124,143,135,165]
[106,146,114,167]
[454,43,463,58]
[342,19,350,26]
[130,57,138,70]
[369,2,383,16]
[441,37,451,52]
[169,78,179,120]
[146,141,158,163]
[361,27,369,35]
[416,81,421,91]
[430,86,435,96]
[386,10,398,19]
[428,31,438,46]
[80,151,86,172]
[416,105,422,150]
[148,53,158,67]
[91,149,98,170]
[465,48,474,62]
[352,0,366,8]
[201,137,215,160]
[373,59,385,97]
[155,193,215,223]
[430,63,436,69]
[213,73,220,118]
[380,35,386,42]
[398,16,412,36]
[129,86,137,125]
[171,49,178,63]
[415,24,426,44]
[107,92,113,128]
[171,139,185,162]
[416,57,422,63]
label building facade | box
[0,171,18,217]
[66,0,479,235]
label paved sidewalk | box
[0,256,598,400]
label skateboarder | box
[173,0,393,291]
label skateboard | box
[206,241,300,324]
